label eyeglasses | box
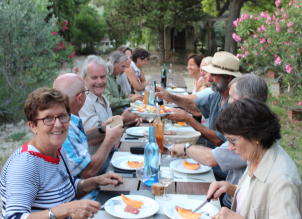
[75,90,89,96]
[36,113,71,126]
[225,136,242,146]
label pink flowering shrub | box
[234,0,302,86]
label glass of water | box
[136,166,152,191]
[162,137,175,159]
[158,169,174,201]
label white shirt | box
[236,173,251,214]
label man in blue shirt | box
[54,73,124,199]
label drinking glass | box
[164,119,172,129]
[136,166,152,191]
[162,137,175,159]
[145,116,154,126]
[158,169,174,201]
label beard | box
[210,76,228,92]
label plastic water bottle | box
[144,126,159,186]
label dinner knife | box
[192,194,214,213]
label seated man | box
[79,55,141,157]
[104,51,143,115]
[156,52,242,181]
[170,74,268,208]
[53,73,124,199]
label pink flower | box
[254,51,258,55]
[274,54,278,58]
[284,41,288,45]
[56,20,59,24]
[275,0,281,7]
[289,1,294,6]
[27,57,30,59]
[291,55,294,58]
[275,56,282,65]
[260,47,263,51]
[261,25,267,31]
[250,15,254,19]
[69,42,72,45]
[253,34,258,38]
[58,42,64,49]
[272,101,275,105]
[293,120,297,123]
[267,38,272,43]
[69,52,75,59]
[52,31,57,36]
[295,5,299,8]
[288,28,294,33]
[268,95,270,98]
[233,18,240,27]
[276,25,281,32]
[54,48,58,52]
[65,20,68,26]
[62,27,67,32]
[232,33,242,42]
[286,64,292,73]
[257,27,261,33]
[260,38,266,44]
[299,101,302,105]
[75,68,79,73]
[236,54,242,58]
[288,22,293,28]
[245,51,249,56]
[244,40,247,43]
[275,11,279,16]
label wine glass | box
[145,116,154,126]
[136,166,152,191]
[158,169,174,201]
[162,137,175,159]
[164,119,172,129]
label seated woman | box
[116,46,132,94]
[0,88,122,219]
[208,98,302,218]
[124,47,151,92]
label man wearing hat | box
[155,51,242,180]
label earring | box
[256,141,259,145]
[35,131,37,135]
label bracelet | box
[80,179,85,191]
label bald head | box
[53,73,85,98]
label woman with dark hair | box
[0,88,123,219]
[125,47,151,92]
[208,98,302,219]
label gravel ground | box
[0,55,191,212]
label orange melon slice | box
[127,160,144,168]
[121,194,144,208]
[177,122,186,126]
[142,105,148,109]
[183,160,200,170]
[178,207,202,219]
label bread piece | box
[152,183,165,196]
[110,118,124,128]
[164,130,176,135]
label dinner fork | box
[174,176,205,181]
[101,200,122,209]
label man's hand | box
[96,171,123,186]
[165,108,191,122]
[122,108,140,123]
[101,115,123,131]
[170,144,185,157]
[207,181,232,201]
[154,86,170,101]
[186,109,202,117]
[129,94,143,102]
[104,123,124,146]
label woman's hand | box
[67,199,101,219]
[207,181,233,201]
[96,171,123,187]
[211,207,244,219]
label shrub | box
[74,5,105,54]
[0,0,74,123]
[233,0,302,87]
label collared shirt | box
[232,142,302,218]
[79,91,112,155]
[116,72,131,94]
[103,74,132,115]
[212,141,247,208]
[62,114,97,200]
[195,92,229,148]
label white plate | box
[169,127,196,132]
[132,111,171,118]
[164,199,219,219]
[126,127,150,137]
[170,159,211,174]
[112,156,144,170]
[167,87,186,93]
[105,195,159,219]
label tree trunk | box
[224,0,245,55]
[158,26,165,65]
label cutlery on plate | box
[101,200,122,209]
[192,194,214,213]
[174,176,205,181]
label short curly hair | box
[24,87,70,125]
[187,54,204,67]
[214,98,281,149]
[132,48,151,63]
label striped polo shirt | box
[0,143,78,219]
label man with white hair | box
[54,73,124,200]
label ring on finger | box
[89,211,94,218]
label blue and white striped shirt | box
[0,143,78,219]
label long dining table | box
[94,74,220,219]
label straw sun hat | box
[201,51,242,77]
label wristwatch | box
[48,208,56,219]
[184,143,192,156]
[98,124,106,134]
